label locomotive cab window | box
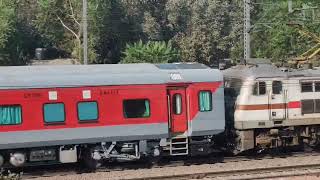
[315,82,320,92]
[199,91,212,112]
[301,82,313,92]
[272,81,282,94]
[44,103,65,123]
[253,81,266,95]
[301,100,314,114]
[123,99,150,118]
[173,94,182,115]
[78,101,98,121]
[315,99,320,113]
[0,105,22,125]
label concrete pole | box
[243,0,251,64]
[83,0,88,65]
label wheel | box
[81,148,102,171]
[303,143,314,152]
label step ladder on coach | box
[169,134,189,156]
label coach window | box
[173,94,182,115]
[253,81,266,95]
[123,99,150,118]
[78,101,98,121]
[43,103,65,123]
[301,82,313,92]
[199,91,212,112]
[301,100,314,114]
[272,81,282,94]
[0,105,22,125]
[315,82,320,92]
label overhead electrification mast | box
[243,0,251,64]
[82,0,88,65]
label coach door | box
[269,80,287,121]
[168,88,188,133]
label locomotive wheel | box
[82,148,102,170]
[303,143,314,152]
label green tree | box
[35,0,82,60]
[91,0,136,64]
[0,0,16,65]
[0,0,15,49]
[35,0,139,64]
[168,0,242,65]
[244,0,320,63]
[0,0,41,65]
[121,40,180,63]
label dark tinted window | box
[253,81,266,95]
[301,82,313,92]
[123,99,150,118]
[301,100,314,114]
[253,82,258,95]
[315,82,320,92]
[259,82,266,95]
[272,81,282,94]
[315,99,320,113]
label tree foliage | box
[248,0,320,62]
[0,0,15,49]
[121,40,180,63]
[0,0,319,65]
[121,0,243,65]
[0,0,41,65]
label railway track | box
[130,163,320,180]
[18,151,320,179]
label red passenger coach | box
[0,63,224,168]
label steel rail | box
[129,163,320,180]
[20,151,320,179]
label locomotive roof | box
[222,64,320,80]
[0,63,222,89]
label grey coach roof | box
[222,64,288,80]
[223,64,320,80]
[0,63,222,89]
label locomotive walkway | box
[20,152,320,180]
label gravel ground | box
[277,176,320,180]
[26,155,320,180]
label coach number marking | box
[170,73,183,81]
[100,89,119,95]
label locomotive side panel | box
[287,78,320,125]
[223,64,320,153]
[234,79,270,129]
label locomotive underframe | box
[231,125,320,153]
